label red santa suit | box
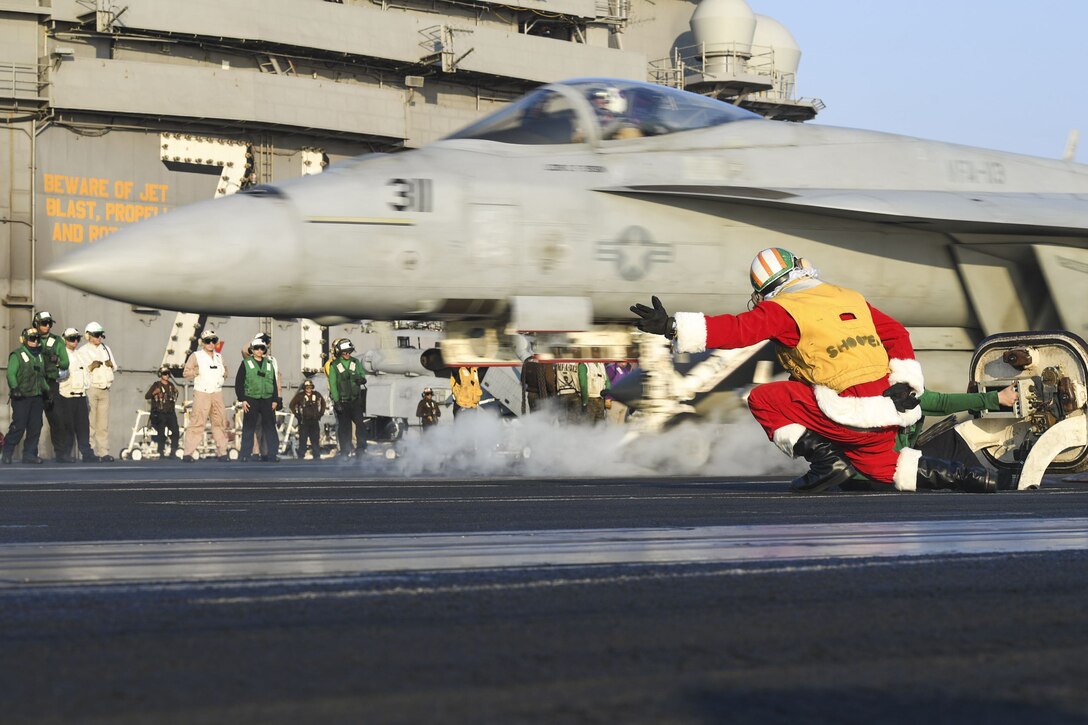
[672,277,925,489]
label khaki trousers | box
[184,390,229,456]
[87,386,111,457]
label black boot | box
[916,457,996,493]
[789,431,859,494]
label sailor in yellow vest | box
[631,247,997,494]
[450,366,482,417]
[234,336,282,462]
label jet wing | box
[600,185,1088,237]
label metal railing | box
[595,0,629,23]
[0,62,44,101]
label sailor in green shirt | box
[328,338,368,457]
[33,311,70,458]
[234,336,282,462]
[900,386,1017,453]
[3,327,50,464]
[845,385,1017,490]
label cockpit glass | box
[445,90,581,145]
[445,78,761,145]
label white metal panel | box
[50,59,407,140]
[952,246,1031,336]
[1033,244,1088,340]
[57,0,645,84]
[443,26,647,83]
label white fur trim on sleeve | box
[893,447,921,492]
[888,358,924,396]
[814,385,923,429]
[673,312,708,354]
[771,424,807,457]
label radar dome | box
[690,0,757,57]
[753,14,801,78]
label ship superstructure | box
[0,0,816,453]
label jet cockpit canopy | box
[445,78,761,146]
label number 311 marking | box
[388,178,433,212]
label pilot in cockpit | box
[587,86,643,141]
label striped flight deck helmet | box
[750,247,799,296]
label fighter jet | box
[48,77,1088,381]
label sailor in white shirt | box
[83,321,118,461]
[55,327,98,462]
[181,329,231,462]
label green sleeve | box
[918,389,999,417]
[7,351,20,390]
[56,339,69,370]
[578,364,588,405]
[328,363,340,402]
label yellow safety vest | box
[450,366,482,407]
[770,283,890,392]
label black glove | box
[882,382,920,413]
[629,295,675,337]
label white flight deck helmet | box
[200,328,218,342]
[85,321,105,337]
[250,335,268,349]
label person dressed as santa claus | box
[630,247,997,494]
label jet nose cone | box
[45,191,302,313]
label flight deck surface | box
[3,461,1087,723]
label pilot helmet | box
[749,247,800,296]
[587,85,626,115]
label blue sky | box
[762,1,1088,162]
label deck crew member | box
[416,387,442,429]
[235,336,282,462]
[289,379,326,460]
[554,362,582,423]
[145,366,181,459]
[55,327,98,463]
[83,321,117,462]
[328,339,368,457]
[33,311,69,459]
[3,327,49,464]
[579,362,611,424]
[182,329,231,462]
[631,247,997,493]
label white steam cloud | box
[377,403,807,478]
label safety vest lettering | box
[826,334,883,359]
